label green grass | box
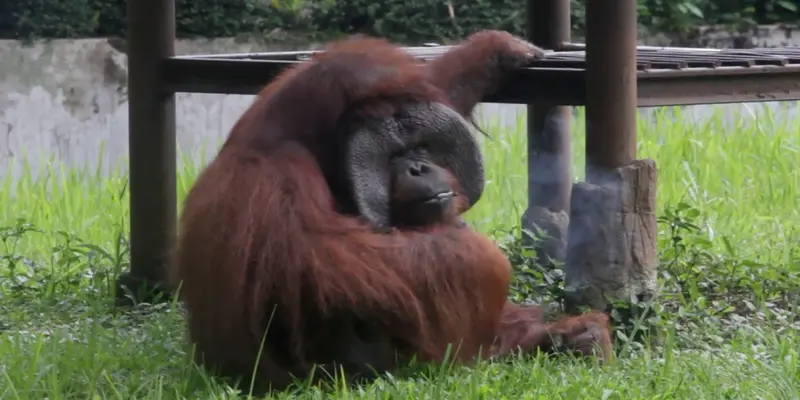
[1,105,799,399]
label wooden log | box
[522,206,569,266]
[564,159,658,311]
[523,0,573,266]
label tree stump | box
[563,159,658,312]
[115,272,172,307]
[521,206,569,266]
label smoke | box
[521,106,572,266]
[521,111,658,309]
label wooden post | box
[564,0,658,312]
[116,0,177,304]
[522,0,573,266]
[584,0,637,175]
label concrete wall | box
[2,25,800,180]
[0,38,330,180]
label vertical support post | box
[522,0,573,266]
[584,0,637,177]
[116,0,177,304]
[564,0,658,314]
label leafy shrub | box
[2,0,100,39]
[501,202,800,348]
[1,0,798,41]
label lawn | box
[1,105,798,399]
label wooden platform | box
[163,44,800,107]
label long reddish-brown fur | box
[171,30,611,392]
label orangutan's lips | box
[422,191,454,204]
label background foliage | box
[0,0,798,41]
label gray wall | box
[2,25,800,180]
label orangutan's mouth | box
[421,191,454,204]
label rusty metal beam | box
[527,0,573,214]
[584,0,638,176]
[635,66,800,104]
[162,57,800,107]
[120,0,177,300]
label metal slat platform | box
[162,43,800,107]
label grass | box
[1,104,799,399]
